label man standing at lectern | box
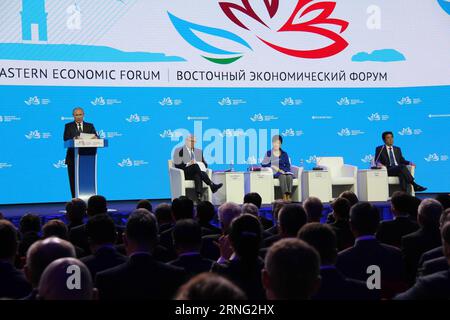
[173,135,223,202]
[374,131,427,194]
[64,107,97,198]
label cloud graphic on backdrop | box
[351,49,406,62]
[168,13,252,64]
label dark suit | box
[0,261,32,299]
[374,145,413,192]
[418,246,443,268]
[376,216,419,248]
[401,227,442,284]
[173,146,212,195]
[168,253,214,278]
[330,220,355,251]
[80,246,128,279]
[64,121,97,198]
[200,234,221,261]
[420,256,449,277]
[394,268,450,300]
[336,238,406,299]
[211,258,266,300]
[95,253,186,300]
[312,267,380,300]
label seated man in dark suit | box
[81,214,127,279]
[169,219,214,278]
[329,197,354,251]
[42,219,85,258]
[262,203,307,250]
[65,198,86,231]
[374,131,426,193]
[401,199,443,285]
[336,202,406,299]
[265,200,286,236]
[154,203,174,234]
[298,223,379,300]
[395,221,450,299]
[201,202,242,261]
[211,214,266,299]
[376,191,419,248]
[262,238,320,300]
[63,107,98,198]
[196,201,221,235]
[303,197,324,223]
[95,210,186,300]
[69,195,124,255]
[173,134,222,202]
[0,220,32,299]
[243,192,273,230]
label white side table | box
[357,169,389,201]
[244,171,274,205]
[302,170,332,202]
[212,172,245,206]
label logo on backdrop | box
[398,127,422,136]
[53,160,67,169]
[0,162,13,169]
[118,158,149,167]
[361,154,374,163]
[125,114,150,123]
[281,128,304,137]
[424,153,449,162]
[368,113,389,121]
[91,97,122,106]
[25,130,51,139]
[159,97,182,106]
[337,97,364,106]
[24,96,50,106]
[337,128,365,137]
[281,97,303,106]
[397,96,422,105]
[169,0,349,64]
[218,97,246,106]
[250,113,278,122]
[96,130,122,139]
[0,115,21,123]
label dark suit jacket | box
[420,256,449,277]
[336,238,406,298]
[330,220,355,251]
[313,267,380,300]
[0,261,32,299]
[401,227,442,284]
[374,145,410,167]
[115,243,174,263]
[418,246,443,267]
[211,258,266,300]
[394,268,450,300]
[96,253,186,300]
[200,234,221,261]
[168,253,214,278]
[63,121,97,161]
[376,216,419,248]
[262,234,281,248]
[173,146,208,170]
[80,246,128,279]
[160,225,213,259]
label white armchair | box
[316,157,358,199]
[385,165,415,197]
[168,160,212,201]
[262,165,303,202]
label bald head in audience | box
[24,237,76,288]
[38,258,96,300]
[218,202,242,234]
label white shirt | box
[386,145,398,166]
[76,121,84,132]
[187,147,195,160]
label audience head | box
[331,197,351,221]
[0,220,19,262]
[303,197,323,222]
[124,209,158,254]
[241,203,259,217]
[154,203,173,225]
[25,237,76,288]
[272,200,286,224]
[218,202,242,234]
[65,198,86,225]
[42,220,68,240]
[441,222,450,262]
[136,199,153,213]
[417,199,443,229]
[87,195,107,217]
[390,191,413,216]
[172,196,194,221]
[435,194,450,210]
[263,238,320,300]
[278,204,307,237]
[176,273,246,300]
[338,191,359,207]
[196,201,216,225]
[440,208,450,228]
[172,219,202,254]
[243,192,262,209]
[229,214,262,261]
[85,214,117,248]
[19,213,41,234]
[38,258,96,300]
[298,223,337,266]
[349,202,380,237]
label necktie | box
[190,149,195,160]
[388,147,395,166]
[77,123,82,133]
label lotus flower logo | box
[169,0,348,64]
